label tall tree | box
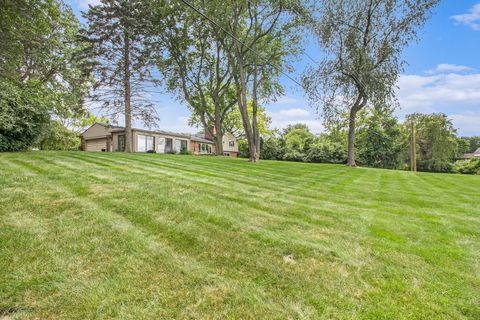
[154,1,237,154]
[406,113,459,173]
[82,0,158,152]
[356,106,403,169]
[202,0,300,162]
[303,0,440,166]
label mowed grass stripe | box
[0,152,479,319]
[1,156,306,318]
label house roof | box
[474,148,480,154]
[190,136,214,143]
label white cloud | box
[397,73,480,111]
[451,4,480,31]
[277,108,310,119]
[396,71,480,135]
[77,0,101,10]
[449,112,480,136]
[269,108,324,133]
[426,64,473,75]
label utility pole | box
[410,121,417,172]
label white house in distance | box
[80,123,238,157]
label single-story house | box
[462,148,480,160]
[80,123,238,157]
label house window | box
[181,140,188,153]
[137,135,154,152]
[146,136,154,151]
[175,139,188,153]
[137,135,146,152]
[158,137,165,153]
[229,140,235,147]
[118,135,125,151]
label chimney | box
[204,126,216,140]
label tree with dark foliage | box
[82,0,159,152]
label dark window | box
[118,135,125,151]
[229,140,235,147]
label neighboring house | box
[80,123,238,157]
[222,132,239,157]
[462,148,480,160]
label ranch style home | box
[80,123,238,157]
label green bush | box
[303,142,346,164]
[0,80,50,151]
[453,159,480,175]
[417,159,454,173]
[283,150,305,162]
[37,121,80,150]
[179,148,191,155]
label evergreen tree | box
[82,0,158,152]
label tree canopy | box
[303,0,440,166]
[0,0,90,151]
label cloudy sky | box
[69,0,480,136]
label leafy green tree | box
[260,136,284,160]
[0,80,50,151]
[281,124,314,161]
[202,0,301,162]
[1,0,90,151]
[356,107,404,168]
[407,113,459,173]
[462,136,480,153]
[223,102,273,139]
[456,137,470,157]
[155,1,237,154]
[303,0,440,166]
[82,0,159,152]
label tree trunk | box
[347,108,357,166]
[347,92,367,166]
[235,52,257,162]
[123,30,132,153]
[250,61,260,162]
[213,97,223,155]
[215,129,223,155]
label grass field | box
[0,151,479,319]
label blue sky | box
[69,0,480,136]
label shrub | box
[180,149,192,155]
[179,145,191,155]
[453,159,480,175]
[37,121,80,150]
[283,150,305,162]
[304,142,346,164]
[0,80,50,151]
[417,159,454,173]
[147,149,157,153]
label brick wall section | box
[189,140,199,154]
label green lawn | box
[0,151,479,319]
